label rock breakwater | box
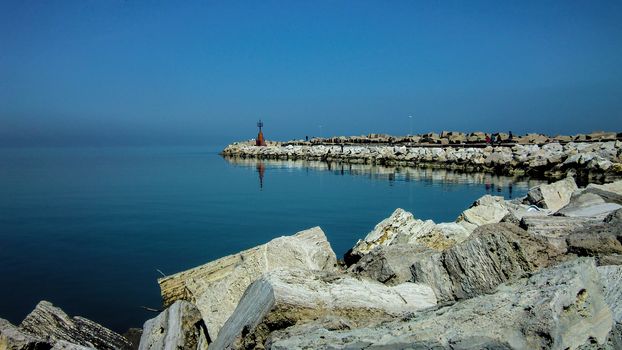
[222,134,622,182]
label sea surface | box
[0,146,546,332]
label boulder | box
[344,209,435,264]
[411,223,556,302]
[138,301,208,350]
[597,266,622,322]
[347,244,433,285]
[19,301,131,350]
[157,227,338,340]
[585,180,622,205]
[345,209,470,265]
[557,192,622,218]
[525,177,578,211]
[566,216,622,262]
[520,215,599,252]
[456,195,510,231]
[0,318,51,350]
[268,258,613,350]
[210,268,437,350]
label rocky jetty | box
[222,132,622,182]
[3,177,622,349]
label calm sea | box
[0,146,545,332]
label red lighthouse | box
[256,120,267,146]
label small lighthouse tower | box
[256,120,267,146]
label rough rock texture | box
[585,181,622,205]
[566,210,622,263]
[347,244,432,285]
[411,223,557,302]
[157,227,338,340]
[598,266,622,323]
[0,318,50,350]
[345,208,469,265]
[525,177,578,211]
[456,195,510,231]
[519,215,599,251]
[210,268,437,350]
[138,301,208,350]
[19,301,131,350]
[268,258,613,350]
[557,192,622,218]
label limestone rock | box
[268,258,613,350]
[210,268,436,350]
[411,223,555,302]
[0,318,50,350]
[558,192,622,218]
[345,209,470,265]
[525,177,578,211]
[585,180,622,205]
[520,214,596,243]
[138,301,208,350]
[456,195,510,231]
[157,227,337,340]
[598,266,622,323]
[347,244,433,285]
[19,301,130,350]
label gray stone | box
[525,177,578,211]
[0,318,51,350]
[157,227,337,340]
[19,301,131,350]
[519,215,599,252]
[347,244,433,285]
[411,223,556,302]
[210,268,436,350]
[558,192,622,218]
[597,266,622,323]
[268,258,613,350]
[138,300,208,350]
[456,195,510,231]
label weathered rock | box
[345,209,471,265]
[138,301,208,350]
[268,258,613,350]
[557,192,622,218]
[411,223,556,302]
[345,209,434,264]
[519,215,599,251]
[347,244,433,285]
[456,195,510,231]
[565,212,622,263]
[525,177,578,211]
[157,227,338,340]
[19,301,131,350]
[585,180,622,205]
[211,268,436,350]
[598,266,622,323]
[0,318,51,350]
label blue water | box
[0,147,545,332]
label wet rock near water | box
[156,226,338,341]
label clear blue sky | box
[1,1,621,146]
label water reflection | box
[223,157,547,198]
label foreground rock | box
[157,227,338,340]
[19,301,131,350]
[268,258,613,349]
[345,209,469,265]
[0,318,50,350]
[347,244,433,285]
[411,223,558,302]
[139,301,208,350]
[211,268,436,350]
[525,176,578,211]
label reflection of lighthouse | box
[256,161,265,189]
[256,120,267,146]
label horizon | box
[2,1,622,147]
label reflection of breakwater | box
[224,156,547,197]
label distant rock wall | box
[222,139,622,181]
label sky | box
[1,1,621,147]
